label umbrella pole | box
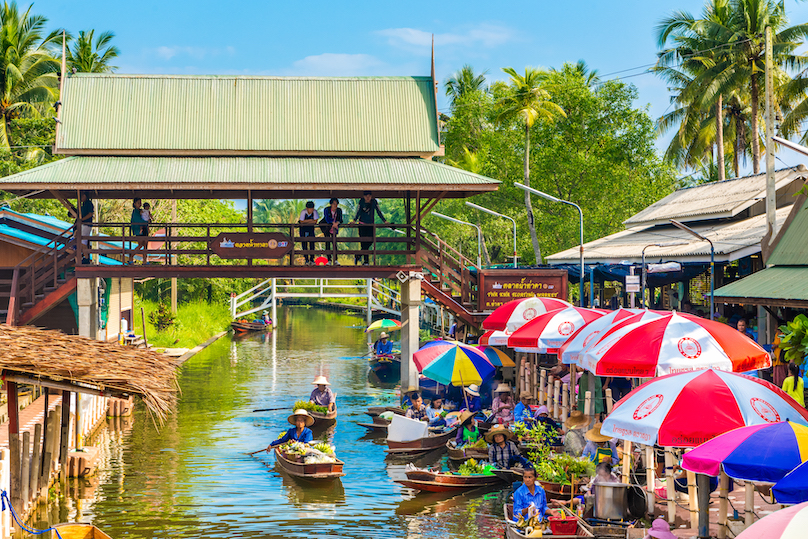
[664,447,676,524]
[697,473,710,538]
[459,370,470,411]
[718,471,729,539]
[744,481,754,526]
[645,445,656,514]
[687,469,698,530]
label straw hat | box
[484,424,516,443]
[458,410,476,426]
[493,382,512,394]
[565,410,590,429]
[585,422,612,443]
[464,384,480,397]
[287,409,315,427]
[312,375,330,386]
[380,332,389,339]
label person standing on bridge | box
[298,201,319,265]
[319,198,343,265]
[350,191,387,266]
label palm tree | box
[0,1,62,149]
[496,67,565,264]
[67,30,119,73]
[444,65,487,107]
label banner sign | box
[210,232,292,259]
[478,269,568,310]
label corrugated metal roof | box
[58,74,439,155]
[0,156,498,192]
[546,205,793,264]
[714,266,808,303]
[768,197,808,266]
[623,166,808,226]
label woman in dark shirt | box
[350,191,386,265]
[77,192,94,263]
[319,198,343,265]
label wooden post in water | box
[622,441,632,485]
[553,379,561,420]
[605,388,613,415]
[60,391,71,477]
[718,471,729,538]
[40,410,54,490]
[8,381,21,511]
[20,431,30,511]
[539,369,546,404]
[744,481,754,526]
[687,469,698,530]
[664,447,676,524]
[645,445,656,513]
[561,383,569,424]
[30,423,42,502]
[584,391,592,418]
[531,355,538,400]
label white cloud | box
[287,53,386,76]
[376,24,514,53]
[152,45,236,61]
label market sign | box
[210,232,292,259]
[478,269,568,311]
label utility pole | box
[171,200,178,314]
[765,26,776,246]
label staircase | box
[416,229,486,327]
[1,227,77,326]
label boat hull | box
[446,441,489,462]
[310,409,337,429]
[385,428,457,455]
[503,503,587,538]
[274,448,344,481]
[52,523,113,539]
[231,321,272,332]
[398,469,504,492]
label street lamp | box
[670,219,715,320]
[431,212,482,269]
[465,202,517,268]
[515,183,585,307]
[642,242,688,309]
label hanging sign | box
[210,232,293,259]
[478,269,568,310]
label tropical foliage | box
[66,29,119,73]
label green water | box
[53,307,509,538]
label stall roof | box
[623,166,807,227]
[713,266,808,308]
[57,74,440,157]
[546,206,793,265]
[0,156,499,199]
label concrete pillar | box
[77,278,97,340]
[400,275,421,392]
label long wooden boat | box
[369,353,401,375]
[231,320,272,332]
[539,479,586,500]
[366,406,404,418]
[358,414,392,431]
[396,468,504,492]
[446,441,489,462]
[504,504,590,539]
[52,523,113,539]
[274,447,344,481]
[385,427,457,455]
[309,407,337,428]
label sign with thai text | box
[210,232,292,259]
[478,269,568,310]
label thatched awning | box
[0,325,179,420]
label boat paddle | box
[252,406,292,413]
[246,448,269,456]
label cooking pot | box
[593,482,630,520]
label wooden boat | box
[366,406,404,418]
[539,479,586,500]
[274,447,344,481]
[369,353,401,375]
[396,468,504,492]
[309,407,337,428]
[385,427,457,455]
[446,440,489,462]
[357,414,392,431]
[52,523,113,539]
[231,320,272,332]
[504,504,590,539]
[491,468,524,484]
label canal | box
[52,306,508,538]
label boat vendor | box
[267,409,314,449]
[426,397,447,427]
[486,425,529,469]
[455,410,481,445]
[562,410,589,457]
[310,375,336,412]
[254,310,271,325]
[512,467,548,525]
[582,422,619,465]
[513,394,534,424]
[405,392,429,421]
[374,332,393,356]
[533,405,562,444]
[557,461,619,514]
[492,383,515,425]
[464,384,482,412]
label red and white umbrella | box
[482,297,571,333]
[579,312,771,377]
[601,369,808,447]
[557,308,649,365]
[479,329,511,346]
[507,307,607,354]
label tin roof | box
[57,74,440,156]
[623,166,808,227]
[713,266,808,308]
[767,195,808,266]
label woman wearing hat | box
[464,385,482,412]
[485,425,528,469]
[492,383,515,425]
[267,409,314,449]
[582,422,619,465]
[374,332,393,356]
[454,410,482,446]
[562,410,590,457]
[310,375,336,412]
[643,518,678,539]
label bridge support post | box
[400,275,421,392]
[271,278,277,323]
[77,278,98,340]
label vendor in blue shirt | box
[374,332,394,356]
[514,394,534,424]
[512,467,548,523]
[582,423,619,466]
[267,409,314,449]
[464,384,482,412]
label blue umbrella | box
[774,460,808,504]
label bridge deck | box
[75,264,422,279]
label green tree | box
[445,64,487,107]
[0,1,61,149]
[496,67,565,263]
[67,29,119,73]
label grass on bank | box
[132,297,230,349]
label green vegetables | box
[468,438,488,449]
[458,458,493,476]
[293,400,328,414]
[525,422,594,485]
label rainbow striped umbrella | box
[774,460,808,504]
[477,345,516,367]
[413,340,494,386]
[365,319,401,332]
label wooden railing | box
[417,228,479,309]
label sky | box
[31,0,808,169]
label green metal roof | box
[57,74,439,155]
[0,156,498,198]
[714,266,808,307]
[768,196,808,265]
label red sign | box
[478,269,568,311]
[210,232,293,259]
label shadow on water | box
[45,306,507,539]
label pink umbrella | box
[482,297,571,332]
[507,307,606,354]
[735,500,808,539]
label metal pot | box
[593,482,630,520]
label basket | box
[548,516,578,535]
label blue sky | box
[34,0,808,167]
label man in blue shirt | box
[514,394,534,424]
[374,332,393,355]
[513,467,548,524]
